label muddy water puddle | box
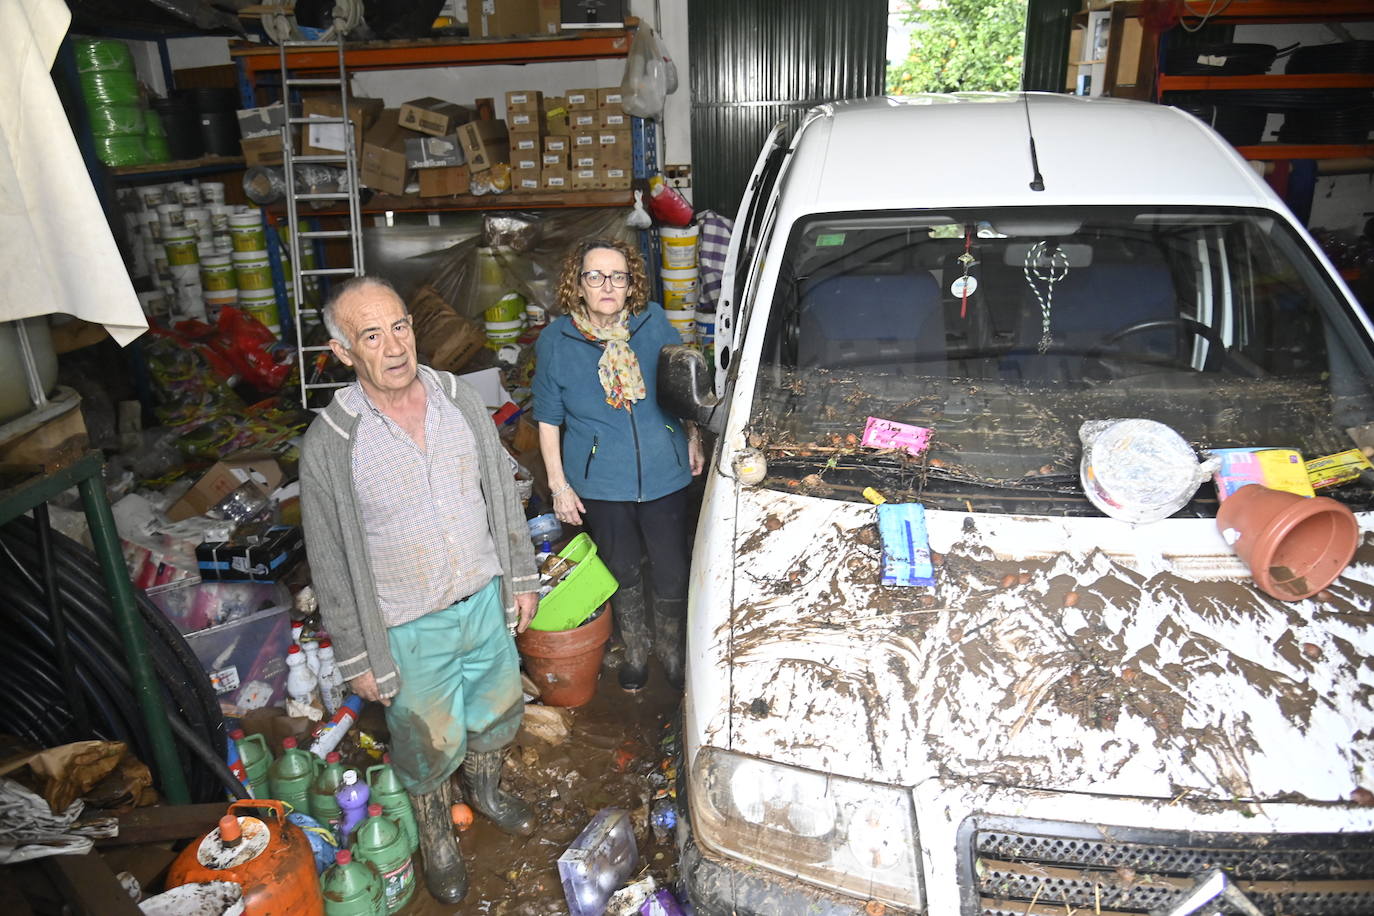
[385,652,682,915]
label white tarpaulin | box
[1,0,148,346]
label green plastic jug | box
[366,760,418,856]
[321,849,385,916]
[268,736,319,814]
[231,729,271,799]
[310,752,346,832]
[353,803,415,914]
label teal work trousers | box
[383,577,523,795]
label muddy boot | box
[653,597,687,690]
[614,583,651,690]
[458,748,535,837]
[411,780,467,904]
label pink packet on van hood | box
[861,416,932,458]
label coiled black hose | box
[0,517,246,802]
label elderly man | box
[300,276,538,904]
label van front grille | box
[958,816,1374,916]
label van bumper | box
[676,803,876,916]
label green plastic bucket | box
[529,533,619,631]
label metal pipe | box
[14,319,49,410]
[78,470,190,805]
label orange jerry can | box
[166,799,323,915]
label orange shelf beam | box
[1174,0,1374,23]
[1235,143,1374,160]
[272,188,633,216]
[231,32,631,79]
[1159,73,1374,91]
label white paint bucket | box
[238,287,281,336]
[156,202,184,231]
[228,210,267,252]
[661,267,700,310]
[200,181,226,205]
[660,224,699,270]
[232,250,272,291]
[200,254,236,293]
[163,227,199,267]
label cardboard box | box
[542,166,569,191]
[240,134,285,167]
[598,145,632,168]
[236,102,294,139]
[597,88,623,108]
[467,0,540,37]
[537,0,560,33]
[457,119,510,172]
[569,110,599,131]
[571,131,598,148]
[545,112,570,136]
[505,109,543,132]
[418,165,471,197]
[196,523,305,583]
[167,452,284,522]
[600,166,631,190]
[512,151,541,171]
[511,167,542,191]
[301,95,383,156]
[572,151,598,170]
[360,109,410,195]
[571,167,599,190]
[599,109,629,129]
[542,151,566,167]
[544,136,570,154]
[599,128,632,166]
[560,0,625,28]
[509,131,544,154]
[399,97,472,137]
[505,89,544,113]
[183,604,291,715]
[543,95,566,113]
[565,88,597,110]
[405,132,466,169]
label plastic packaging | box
[647,175,694,227]
[353,803,416,913]
[558,807,639,916]
[335,770,371,846]
[1078,419,1218,524]
[366,759,419,857]
[311,695,365,758]
[231,729,271,798]
[649,797,677,844]
[286,644,320,707]
[317,656,344,715]
[320,849,385,916]
[269,736,320,815]
[621,26,668,119]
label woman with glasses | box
[532,237,704,691]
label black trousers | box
[580,486,691,602]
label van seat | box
[797,272,945,370]
[1021,261,1178,354]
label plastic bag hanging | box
[658,29,679,95]
[626,189,652,229]
[621,26,668,119]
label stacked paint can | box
[228,209,281,337]
[277,221,322,310]
[73,39,155,167]
[659,225,700,343]
[484,292,527,349]
[160,202,206,320]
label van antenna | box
[1022,92,1046,192]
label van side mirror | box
[658,344,722,434]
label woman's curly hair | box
[555,237,650,319]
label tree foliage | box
[887,0,1028,95]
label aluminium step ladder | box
[277,32,365,409]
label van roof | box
[779,93,1279,217]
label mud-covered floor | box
[392,650,684,915]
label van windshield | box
[748,207,1374,516]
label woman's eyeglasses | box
[581,269,631,288]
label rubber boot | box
[614,583,651,691]
[654,597,688,690]
[458,748,535,837]
[411,780,467,904]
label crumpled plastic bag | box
[0,777,104,863]
[621,26,669,119]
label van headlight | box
[688,747,923,908]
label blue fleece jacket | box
[532,303,692,502]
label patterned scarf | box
[570,308,645,410]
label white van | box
[660,95,1374,915]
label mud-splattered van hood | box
[716,488,1374,804]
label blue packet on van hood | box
[876,503,936,587]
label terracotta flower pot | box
[516,605,612,707]
[1216,484,1360,601]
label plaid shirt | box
[343,373,501,627]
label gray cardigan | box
[300,366,539,698]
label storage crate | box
[183,604,291,715]
[529,533,618,631]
